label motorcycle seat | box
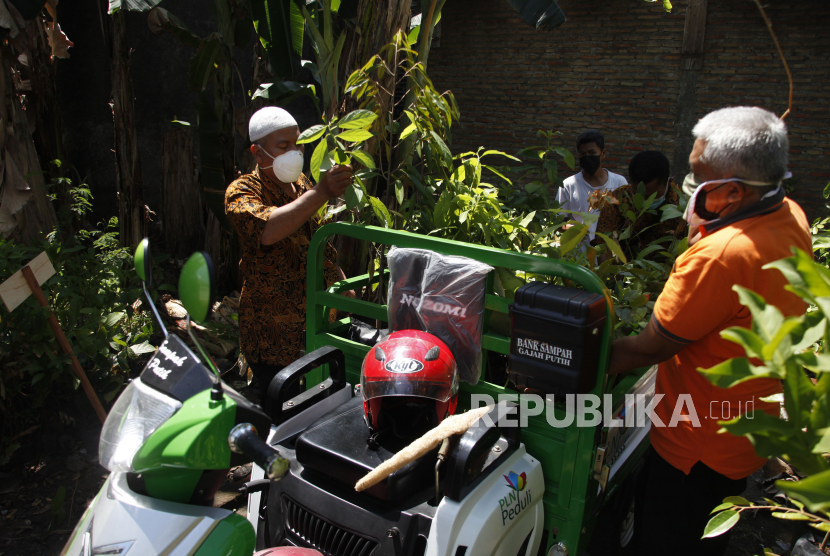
[294,396,437,502]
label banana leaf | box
[250,0,304,79]
[505,0,566,30]
[107,0,163,14]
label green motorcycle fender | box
[194,513,255,556]
[132,390,237,503]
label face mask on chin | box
[259,147,304,184]
[685,174,787,225]
[579,154,601,176]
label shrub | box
[0,183,157,465]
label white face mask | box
[685,172,789,225]
[259,147,304,183]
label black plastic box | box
[508,282,607,396]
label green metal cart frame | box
[305,222,651,556]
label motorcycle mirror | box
[179,251,221,387]
[179,251,216,324]
[134,238,167,340]
[134,238,152,287]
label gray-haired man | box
[609,106,811,556]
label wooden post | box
[21,266,107,423]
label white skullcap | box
[249,106,298,142]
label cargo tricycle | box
[61,223,655,556]
[246,222,656,556]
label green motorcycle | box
[61,241,288,556]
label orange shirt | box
[650,195,811,479]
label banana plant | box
[249,0,305,79]
[300,0,347,120]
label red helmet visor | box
[361,378,454,403]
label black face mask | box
[694,182,730,221]
[579,155,601,176]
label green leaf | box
[720,327,766,360]
[319,153,335,175]
[560,223,589,255]
[395,181,404,205]
[810,521,830,532]
[733,285,785,343]
[771,511,812,520]
[252,81,317,102]
[765,248,830,299]
[338,110,378,130]
[407,24,421,45]
[429,131,453,169]
[344,183,364,210]
[250,0,304,79]
[761,316,803,361]
[710,502,734,514]
[778,469,830,512]
[660,204,684,222]
[348,150,376,169]
[369,197,392,228]
[337,129,374,143]
[783,362,815,429]
[722,496,751,506]
[635,243,665,260]
[297,125,327,144]
[103,312,126,328]
[799,353,830,373]
[702,510,740,538]
[698,357,781,389]
[129,341,156,355]
[310,139,328,182]
[399,122,418,140]
[595,232,627,263]
[719,409,792,438]
[553,147,574,169]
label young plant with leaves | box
[699,248,830,541]
[344,30,460,213]
[296,109,389,225]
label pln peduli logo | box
[503,471,527,492]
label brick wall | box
[428,0,830,219]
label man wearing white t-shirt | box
[556,130,627,240]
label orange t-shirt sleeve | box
[652,251,739,344]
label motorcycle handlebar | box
[228,423,289,481]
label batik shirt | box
[225,166,339,366]
[594,183,688,257]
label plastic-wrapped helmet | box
[360,330,459,436]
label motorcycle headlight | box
[98,379,182,472]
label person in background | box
[225,106,353,401]
[555,130,627,241]
[609,106,811,556]
[593,150,687,259]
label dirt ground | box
[725,468,827,556]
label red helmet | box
[361,330,459,437]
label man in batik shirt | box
[225,106,352,400]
